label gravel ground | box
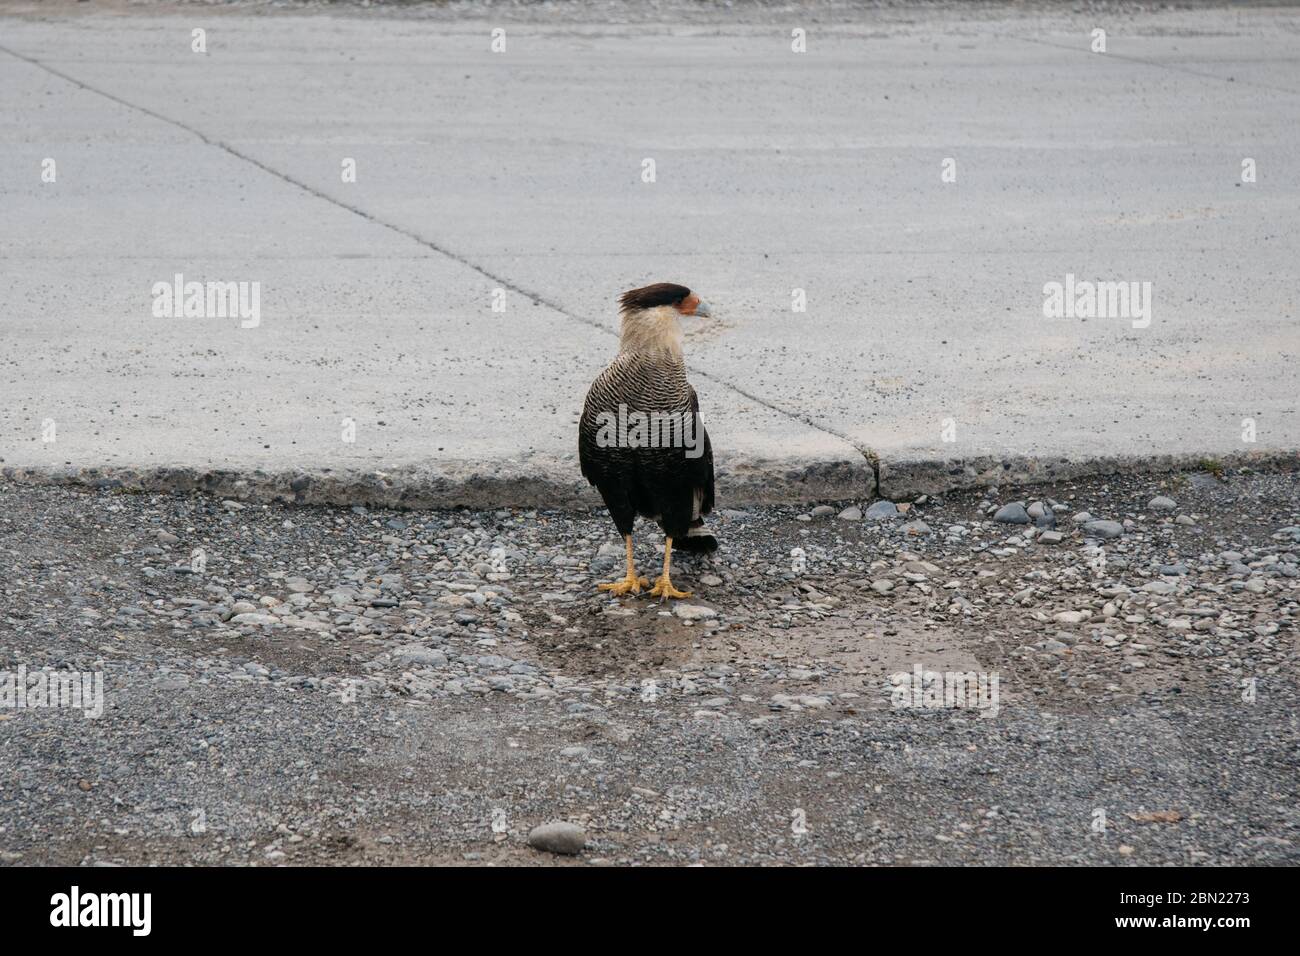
[1,467,1297,866]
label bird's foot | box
[647,575,692,600]
[598,573,649,596]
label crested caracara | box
[579,283,717,599]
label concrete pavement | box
[1,2,1297,506]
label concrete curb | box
[0,456,875,510]
[4,448,1296,509]
[876,449,1300,499]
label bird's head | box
[617,283,712,355]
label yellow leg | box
[648,537,692,599]
[597,535,649,595]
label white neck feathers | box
[619,305,683,359]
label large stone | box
[1084,520,1124,539]
[994,503,1030,524]
[230,612,278,626]
[393,644,448,667]
[527,821,586,855]
[674,603,717,620]
[864,501,900,520]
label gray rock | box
[864,500,900,520]
[674,603,717,621]
[810,505,835,518]
[1142,580,1177,595]
[994,503,1030,524]
[837,506,862,521]
[1038,530,1064,544]
[230,612,278,626]
[527,821,586,855]
[393,645,447,667]
[1148,496,1177,511]
[1084,520,1124,539]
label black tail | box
[675,521,718,554]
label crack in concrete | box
[0,41,879,492]
[1009,34,1300,98]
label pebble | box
[994,503,1030,524]
[527,822,586,855]
[1148,496,1177,511]
[837,506,862,521]
[1053,610,1089,624]
[674,604,717,620]
[393,645,447,667]
[1084,520,1124,539]
[231,612,278,626]
[864,501,900,520]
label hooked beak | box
[693,299,712,318]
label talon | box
[598,573,648,596]
[647,575,692,600]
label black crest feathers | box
[619,283,691,314]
